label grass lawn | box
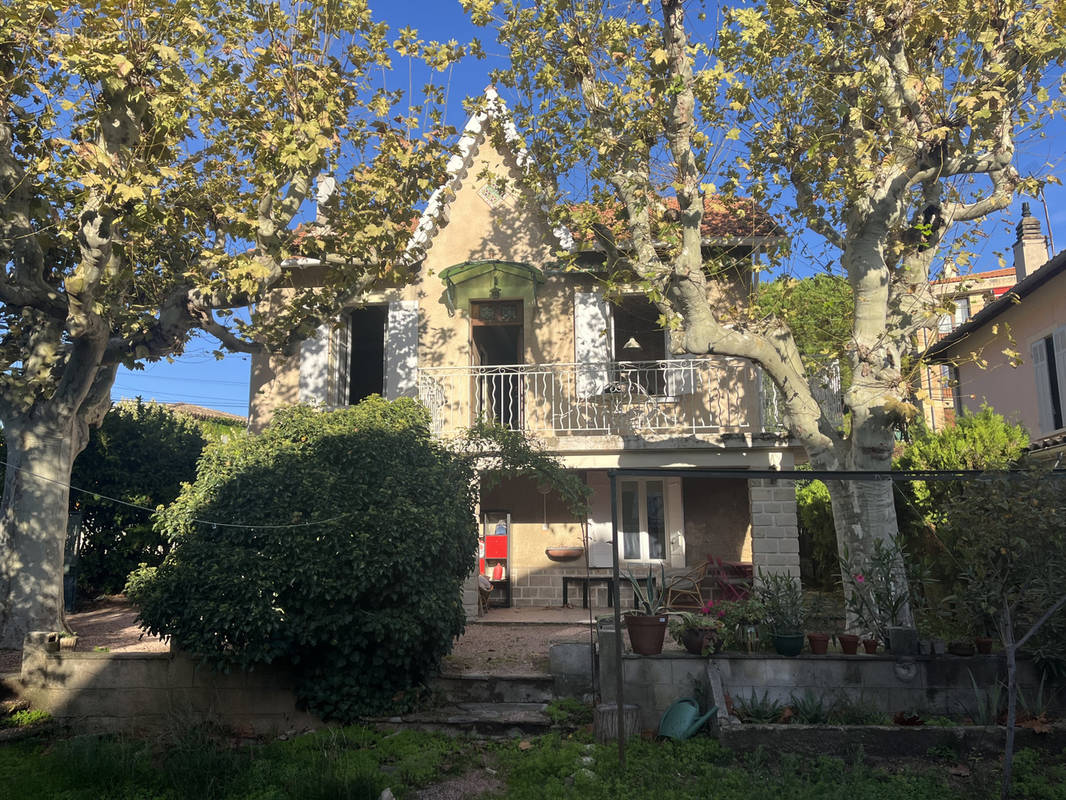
[2,725,1065,800]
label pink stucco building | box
[926,205,1065,462]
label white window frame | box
[617,478,667,562]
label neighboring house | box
[248,89,804,612]
[916,267,1016,431]
[926,204,1065,462]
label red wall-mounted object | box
[484,535,508,559]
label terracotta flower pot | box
[544,546,584,562]
[807,632,830,655]
[838,633,860,655]
[974,637,994,655]
[862,638,878,654]
[624,613,668,655]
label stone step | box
[372,702,552,738]
[430,673,555,705]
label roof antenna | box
[1039,188,1055,258]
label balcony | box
[417,358,785,439]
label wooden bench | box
[561,575,618,608]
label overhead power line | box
[0,460,353,530]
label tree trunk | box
[0,414,80,648]
[824,479,900,561]
[820,411,914,633]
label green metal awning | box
[438,260,545,315]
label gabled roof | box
[407,86,783,262]
[570,195,783,248]
[407,86,574,261]
[165,403,247,424]
[926,248,1066,362]
[933,267,1015,287]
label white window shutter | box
[334,314,351,406]
[298,322,332,405]
[1032,339,1054,434]
[385,300,419,399]
[666,476,686,568]
[574,291,611,398]
[1054,326,1066,430]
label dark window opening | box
[348,306,387,404]
[1045,336,1063,431]
[612,296,666,395]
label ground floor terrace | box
[462,445,803,618]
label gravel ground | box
[0,596,166,675]
[443,620,594,675]
[1,599,601,678]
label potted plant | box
[861,635,879,654]
[669,605,727,656]
[839,538,915,648]
[755,570,806,657]
[716,597,765,652]
[622,565,669,655]
[805,593,834,655]
[836,631,860,654]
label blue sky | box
[110,1,1066,418]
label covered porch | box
[464,463,802,619]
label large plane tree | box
[465,0,1066,617]
[0,0,455,646]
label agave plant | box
[623,564,668,615]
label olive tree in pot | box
[756,571,806,656]
[623,565,669,655]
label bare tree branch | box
[791,172,845,250]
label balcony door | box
[471,300,523,429]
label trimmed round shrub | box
[129,399,477,721]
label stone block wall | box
[748,479,800,577]
[18,634,320,734]
[509,567,619,608]
[601,649,1057,731]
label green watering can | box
[658,697,717,740]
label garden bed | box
[718,722,1066,758]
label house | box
[926,204,1065,462]
[915,267,1016,431]
[248,88,804,614]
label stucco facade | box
[248,90,804,613]
[927,209,1065,461]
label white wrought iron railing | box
[417,358,784,437]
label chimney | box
[1013,202,1047,283]
[315,174,337,227]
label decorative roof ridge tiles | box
[932,267,1016,285]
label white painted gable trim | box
[407,86,574,261]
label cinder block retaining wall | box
[19,635,320,734]
[601,648,1058,731]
